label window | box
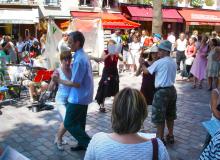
[102,0,116,8]
[0,0,22,3]
[44,0,59,6]
[79,0,91,6]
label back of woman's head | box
[111,88,147,134]
[60,51,72,61]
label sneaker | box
[54,137,64,151]
[56,142,64,151]
[54,137,68,145]
[166,134,174,144]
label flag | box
[44,20,62,69]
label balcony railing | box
[44,0,60,6]
[0,0,37,5]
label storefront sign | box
[191,13,220,21]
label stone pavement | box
[0,72,211,160]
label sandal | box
[166,134,174,144]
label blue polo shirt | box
[68,48,94,105]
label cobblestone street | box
[0,72,211,160]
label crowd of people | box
[1,28,220,159]
[52,29,220,159]
[0,34,46,64]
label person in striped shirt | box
[200,130,220,160]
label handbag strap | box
[151,138,158,160]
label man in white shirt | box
[141,40,177,145]
[140,29,148,47]
[175,33,187,72]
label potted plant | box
[191,0,203,8]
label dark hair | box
[60,51,72,61]
[111,88,147,134]
[211,38,218,47]
[197,35,202,42]
[68,31,85,48]
[192,37,197,42]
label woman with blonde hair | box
[49,51,72,150]
[85,88,169,160]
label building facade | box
[0,0,39,39]
[118,0,220,36]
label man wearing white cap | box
[58,32,71,53]
[141,40,177,145]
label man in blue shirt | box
[56,31,94,151]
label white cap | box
[150,45,159,53]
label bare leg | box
[99,99,106,112]
[208,77,212,90]
[131,64,135,72]
[214,77,218,89]
[134,64,137,72]
[166,120,175,144]
[156,123,165,140]
[199,79,203,89]
[29,83,36,100]
[166,120,174,136]
[56,123,66,142]
[192,77,197,88]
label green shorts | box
[151,86,177,124]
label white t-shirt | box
[84,132,170,160]
[148,57,177,88]
[140,35,147,46]
[176,39,187,51]
[16,41,25,53]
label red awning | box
[178,9,220,26]
[126,6,183,23]
[70,11,140,29]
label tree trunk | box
[152,0,162,34]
